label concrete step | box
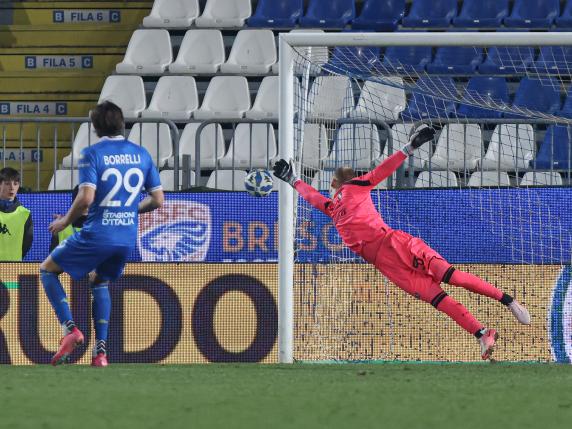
[0,27,134,47]
[0,74,106,93]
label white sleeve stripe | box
[148,185,163,192]
[79,182,97,189]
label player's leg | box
[88,272,111,367]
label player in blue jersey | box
[40,101,164,367]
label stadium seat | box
[206,170,248,191]
[533,46,572,74]
[429,124,482,170]
[307,76,353,121]
[141,76,198,120]
[401,76,458,120]
[218,124,277,169]
[467,171,511,187]
[61,123,99,168]
[426,46,484,74]
[531,125,572,169]
[322,124,382,170]
[520,171,563,186]
[350,77,406,122]
[98,76,146,119]
[558,89,572,118]
[457,77,509,119]
[169,30,225,74]
[128,123,173,167]
[167,123,225,170]
[352,0,405,31]
[115,29,172,74]
[310,170,335,190]
[480,124,535,170]
[504,78,561,119]
[143,0,200,28]
[193,76,250,120]
[504,0,559,28]
[300,124,329,170]
[401,0,457,28]
[246,76,280,120]
[248,0,303,27]
[381,44,432,73]
[299,0,355,28]
[220,30,276,75]
[556,1,572,28]
[387,123,431,170]
[415,170,458,188]
[272,29,328,75]
[195,0,251,28]
[327,46,381,75]
[478,46,536,75]
[48,169,79,191]
[160,169,196,190]
[453,0,509,28]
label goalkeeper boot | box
[91,353,108,368]
[479,329,498,360]
[508,301,531,325]
[51,327,84,366]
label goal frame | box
[277,31,572,364]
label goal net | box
[279,32,572,363]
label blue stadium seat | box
[453,0,509,28]
[478,46,536,74]
[299,0,355,28]
[504,0,559,28]
[505,77,561,118]
[457,77,509,119]
[327,46,381,75]
[533,46,572,74]
[401,0,457,28]
[530,125,572,169]
[401,77,458,120]
[352,0,405,31]
[381,45,432,73]
[247,0,303,27]
[556,1,572,28]
[426,46,483,74]
[559,90,572,118]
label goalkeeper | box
[273,125,530,360]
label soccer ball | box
[244,169,274,197]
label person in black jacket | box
[49,186,87,252]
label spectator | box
[49,186,88,252]
[0,167,33,261]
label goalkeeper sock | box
[91,283,111,344]
[40,269,75,329]
[448,270,503,301]
[435,295,483,335]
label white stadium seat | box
[143,0,200,28]
[49,169,79,191]
[167,123,226,170]
[429,124,482,170]
[480,124,535,170]
[246,76,278,119]
[159,169,196,190]
[272,29,328,75]
[61,123,99,168]
[206,170,248,191]
[193,76,250,120]
[350,78,406,121]
[128,123,173,167]
[311,170,334,191]
[169,30,225,74]
[520,172,563,186]
[300,124,329,170]
[98,76,146,119]
[415,171,458,188]
[307,76,353,121]
[385,123,431,170]
[218,124,277,169]
[323,124,382,170]
[220,30,276,75]
[467,171,511,187]
[195,0,251,28]
[141,76,198,120]
[116,29,172,74]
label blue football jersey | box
[78,137,162,245]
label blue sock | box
[91,283,111,352]
[40,269,74,329]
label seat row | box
[143,0,572,30]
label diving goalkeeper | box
[273,125,530,360]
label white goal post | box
[278,32,572,364]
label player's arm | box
[358,125,436,186]
[273,159,332,216]
[139,155,164,214]
[48,186,95,234]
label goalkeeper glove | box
[273,159,299,187]
[402,124,436,156]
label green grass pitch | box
[1,363,571,429]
